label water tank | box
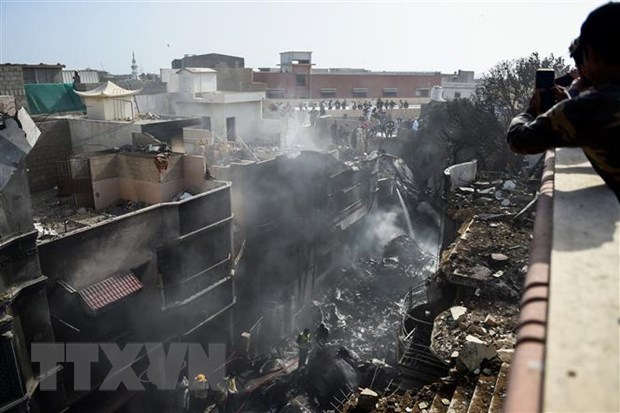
[430,86,444,101]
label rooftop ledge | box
[176,91,265,104]
[506,148,620,413]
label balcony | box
[506,148,620,412]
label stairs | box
[487,363,509,413]
[428,382,457,413]
[415,363,509,413]
[447,379,475,413]
[466,373,496,413]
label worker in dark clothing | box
[296,328,311,368]
[506,3,620,201]
[315,323,329,346]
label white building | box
[75,81,141,121]
[441,70,479,100]
[150,67,274,143]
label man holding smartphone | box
[506,2,620,200]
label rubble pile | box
[336,171,537,412]
[431,305,517,368]
[440,171,538,302]
[412,170,538,411]
[446,172,539,222]
[313,250,418,363]
[205,140,280,165]
[31,190,147,242]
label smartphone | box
[536,68,555,112]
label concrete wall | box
[0,167,34,246]
[178,71,217,94]
[161,68,179,93]
[88,152,215,210]
[67,117,202,154]
[140,117,202,153]
[182,155,210,193]
[217,68,267,92]
[68,118,141,153]
[89,153,118,210]
[89,152,194,209]
[0,65,27,110]
[134,93,171,115]
[118,153,184,204]
[174,100,262,141]
[26,119,72,192]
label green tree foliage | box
[418,52,571,172]
[472,52,571,128]
[420,99,512,171]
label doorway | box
[226,117,236,141]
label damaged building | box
[37,157,234,411]
[2,40,618,413]
[1,108,58,411]
[0,91,238,411]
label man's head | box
[578,2,620,85]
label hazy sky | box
[0,0,608,77]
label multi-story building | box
[36,149,235,411]
[0,94,236,411]
[253,51,444,100]
[440,70,478,100]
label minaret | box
[131,52,139,80]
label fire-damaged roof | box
[78,270,143,313]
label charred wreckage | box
[0,103,536,413]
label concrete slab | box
[544,148,620,412]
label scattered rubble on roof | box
[334,170,538,413]
[31,189,148,242]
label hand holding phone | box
[536,69,556,112]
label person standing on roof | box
[72,71,81,89]
[296,328,311,369]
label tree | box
[472,52,571,129]
[417,52,572,173]
[419,99,516,172]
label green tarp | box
[25,83,86,115]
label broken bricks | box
[483,314,498,327]
[457,335,498,372]
[449,306,467,322]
